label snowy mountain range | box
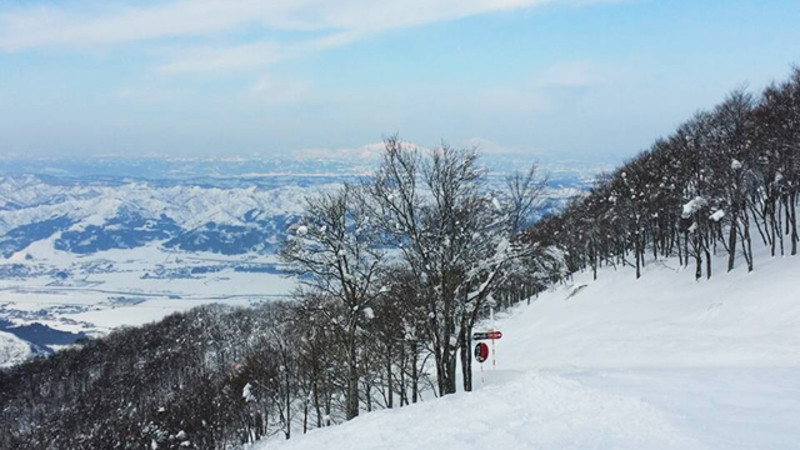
[0,174,333,257]
[0,156,598,367]
[0,154,595,258]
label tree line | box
[0,302,450,449]
[527,68,800,281]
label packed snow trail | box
[256,249,800,449]
[263,370,702,449]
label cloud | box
[0,1,560,51]
[248,75,313,105]
[158,41,283,73]
[0,1,293,51]
[475,59,624,113]
[157,30,362,73]
[536,61,598,88]
[0,0,629,83]
[0,0,572,73]
[116,87,178,102]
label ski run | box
[254,247,800,450]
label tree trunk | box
[778,196,785,256]
[364,379,372,412]
[285,371,291,440]
[325,395,332,426]
[694,232,702,281]
[459,320,473,392]
[313,380,322,428]
[399,343,408,407]
[743,211,754,272]
[791,191,798,256]
[770,198,777,256]
[727,208,739,271]
[385,342,393,409]
[345,329,360,420]
[303,393,308,434]
[411,341,419,404]
[684,231,689,267]
[443,352,457,395]
[437,290,458,396]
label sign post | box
[472,310,503,383]
[474,342,489,385]
[474,342,489,363]
[490,307,496,369]
[472,331,503,340]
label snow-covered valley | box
[255,249,800,450]
[0,159,592,365]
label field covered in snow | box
[255,249,800,450]
[0,242,294,335]
[0,158,593,362]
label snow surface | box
[681,196,707,217]
[0,241,295,336]
[0,174,324,233]
[0,331,33,368]
[254,249,800,449]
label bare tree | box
[280,184,386,420]
[366,136,556,394]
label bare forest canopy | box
[527,68,800,281]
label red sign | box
[474,342,489,363]
[473,331,502,341]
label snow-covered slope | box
[0,331,33,368]
[0,176,309,233]
[256,251,800,449]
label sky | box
[0,0,799,163]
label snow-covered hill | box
[0,174,330,256]
[255,250,800,449]
[0,331,34,368]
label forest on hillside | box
[529,69,800,281]
[2,67,800,449]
